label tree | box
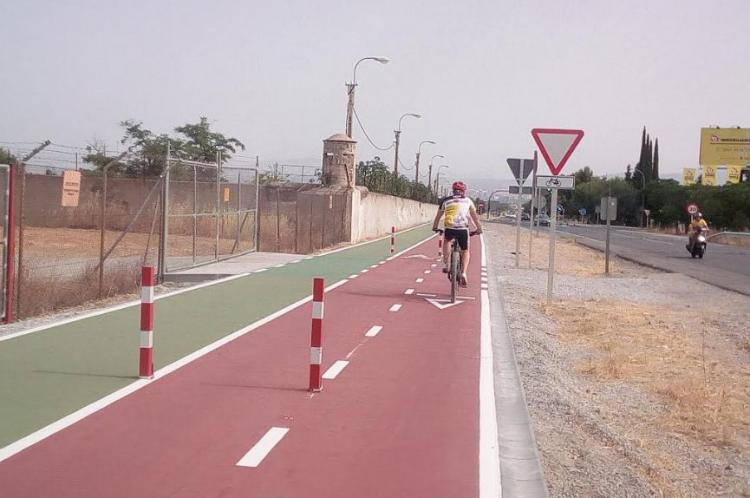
[174,117,245,163]
[574,166,594,184]
[84,117,245,177]
[652,139,660,180]
[0,147,17,164]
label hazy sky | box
[2,0,749,182]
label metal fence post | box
[215,151,221,261]
[4,163,17,323]
[158,145,170,282]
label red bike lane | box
[0,236,484,498]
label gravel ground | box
[485,222,750,498]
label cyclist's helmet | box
[452,181,467,196]
[696,212,703,219]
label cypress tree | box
[652,139,660,180]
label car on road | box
[521,213,530,221]
[536,214,551,226]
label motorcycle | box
[687,227,708,259]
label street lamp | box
[393,113,421,176]
[428,154,444,193]
[414,140,436,183]
[632,169,646,227]
[435,164,449,195]
[345,57,390,138]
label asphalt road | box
[555,224,750,296]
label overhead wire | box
[353,107,394,152]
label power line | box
[353,107,394,152]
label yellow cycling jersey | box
[440,196,476,229]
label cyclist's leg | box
[443,230,457,271]
[457,230,470,285]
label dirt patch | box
[485,223,750,497]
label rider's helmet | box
[451,181,467,196]
[696,212,703,219]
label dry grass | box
[18,261,141,319]
[541,300,750,450]
[499,224,634,277]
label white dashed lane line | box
[236,427,289,468]
[389,304,402,312]
[322,360,350,380]
[416,278,424,283]
[404,289,415,295]
[365,325,383,337]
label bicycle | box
[434,229,479,303]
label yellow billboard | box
[727,165,742,184]
[702,165,717,186]
[682,168,696,185]
[700,128,750,166]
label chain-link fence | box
[162,154,258,274]
[15,161,163,318]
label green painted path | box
[0,226,433,448]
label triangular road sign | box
[531,128,584,175]
[424,298,466,310]
[506,158,535,185]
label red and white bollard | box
[139,266,155,379]
[390,226,396,254]
[308,277,325,392]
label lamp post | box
[428,154,444,193]
[345,57,389,138]
[415,140,436,183]
[435,165,449,196]
[632,169,646,227]
[393,113,421,176]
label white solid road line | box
[365,325,383,337]
[236,427,290,468]
[389,304,402,312]
[322,360,350,380]
[416,278,424,283]
[404,288,415,295]
[415,293,437,298]
[479,235,501,497]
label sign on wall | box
[61,170,81,207]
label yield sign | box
[531,128,584,175]
[424,298,466,310]
[506,158,535,185]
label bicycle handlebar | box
[433,228,481,236]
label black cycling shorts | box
[444,228,469,251]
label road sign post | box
[600,196,617,275]
[531,128,584,301]
[528,151,538,269]
[507,158,534,268]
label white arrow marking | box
[424,298,466,310]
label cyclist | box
[431,181,483,286]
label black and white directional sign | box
[506,158,535,185]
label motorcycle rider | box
[687,212,709,252]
